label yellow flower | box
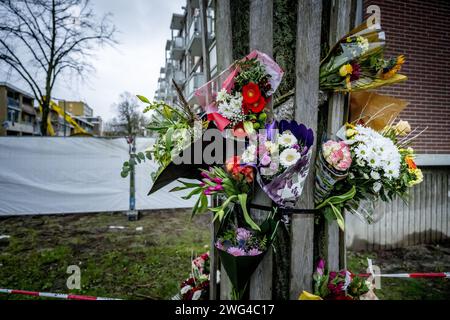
[339,64,353,77]
[346,128,357,137]
[394,120,411,136]
[408,168,423,186]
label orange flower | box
[405,155,417,170]
[242,82,261,104]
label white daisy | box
[279,148,300,168]
[278,131,297,147]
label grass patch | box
[0,210,210,300]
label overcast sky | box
[52,0,184,121]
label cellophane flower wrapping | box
[246,120,314,208]
[320,20,407,92]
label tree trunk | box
[40,101,50,136]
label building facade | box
[0,82,38,136]
[154,0,216,106]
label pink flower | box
[260,153,271,166]
[316,259,325,276]
[213,184,224,191]
[212,178,223,184]
[337,160,351,170]
[227,247,246,256]
[248,248,262,256]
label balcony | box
[187,16,202,56]
[173,70,185,84]
[171,36,185,60]
[184,72,204,104]
[3,120,34,134]
[7,97,20,110]
[170,13,185,30]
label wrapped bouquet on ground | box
[299,259,376,300]
[174,252,211,300]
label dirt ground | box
[0,210,449,300]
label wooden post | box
[199,0,211,83]
[248,0,274,300]
[326,0,352,271]
[214,0,233,300]
[289,0,322,299]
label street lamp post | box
[126,135,139,221]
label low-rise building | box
[0,82,38,136]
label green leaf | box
[138,152,145,160]
[120,171,129,178]
[181,187,202,200]
[238,194,260,231]
[136,95,150,104]
[330,203,345,231]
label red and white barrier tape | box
[357,272,450,278]
[0,288,121,300]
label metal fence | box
[346,167,450,251]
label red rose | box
[242,82,261,104]
[246,96,266,113]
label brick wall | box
[364,0,450,154]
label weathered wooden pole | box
[214,0,233,300]
[289,0,322,299]
[248,0,274,300]
[325,0,352,271]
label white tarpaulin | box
[0,137,195,216]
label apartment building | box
[154,0,216,106]
[0,82,39,136]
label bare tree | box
[0,0,116,135]
[104,92,148,137]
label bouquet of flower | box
[195,50,283,136]
[171,156,261,231]
[299,259,372,300]
[315,121,423,227]
[176,252,210,300]
[215,213,279,300]
[320,20,407,92]
[240,120,314,207]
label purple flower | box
[248,248,262,256]
[213,184,224,191]
[227,247,246,256]
[260,153,271,166]
[203,188,212,195]
[236,228,252,241]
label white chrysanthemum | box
[279,148,300,168]
[278,131,297,147]
[216,89,230,102]
[242,145,257,163]
[352,125,401,179]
